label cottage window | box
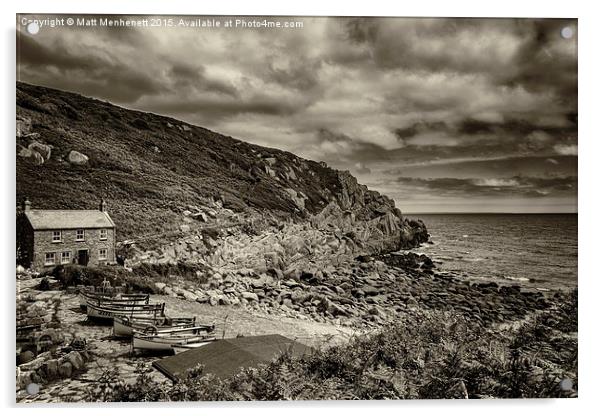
[52,230,62,242]
[61,251,71,264]
[99,248,108,260]
[76,229,85,241]
[99,229,108,240]
[44,252,55,266]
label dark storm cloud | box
[168,63,239,97]
[18,33,165,102]
[395,175,577,198]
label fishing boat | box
[132,327,216,353]
[78,280,149,309]
[80,291,150,309]
[86,301,165,321]
[113,315,207,337]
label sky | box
[17,15,578,213]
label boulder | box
[181,289,198,302]
[400,219,429,249]
[58,361,73,378]
[362,285,380,296]
[18,350,35,365]
[68,150,89,165]
[18,145,44,165]
[16,371,32,390]
[43,359,59,379]
[16,117,32,137]
[28,141,52,161]
[196,295,209,304]
[154,282,167,293]
[241,291,259,302]
[64,351,85,370]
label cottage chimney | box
[99,198,107,212]
[23,198,31,212]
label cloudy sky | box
[17,15,577,213]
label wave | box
[501,275,531,282]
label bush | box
[51,265,127,288]
[131,118,150,130]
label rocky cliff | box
[16,82,428,268]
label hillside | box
[16,82,428,258]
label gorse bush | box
[94,289,577,401]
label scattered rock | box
[241,291,259,302]
[67,150,89,165]
[28,141,52,161]
[58,362,73,378]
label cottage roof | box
[24,210,115,230]
[153,334,312,381]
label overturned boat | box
[113,315,208,337]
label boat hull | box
[86,302,165,321]
[132,334,216,354]
[79,292,149,309]
[113,317,198,337]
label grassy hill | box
[16,82,399,241]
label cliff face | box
[16,82,428,265]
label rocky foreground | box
[16,246,576,402]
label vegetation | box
[47,263,210,293]
[16,82,354,244]
[89,289,577,401]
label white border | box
[3,0,600,415]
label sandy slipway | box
[16,274,355,403]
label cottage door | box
[77,249,89,266]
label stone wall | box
[32,228,116,270]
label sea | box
[402,214,578,291]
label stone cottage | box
[16,199,116,271]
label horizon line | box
[403,212,578,215]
